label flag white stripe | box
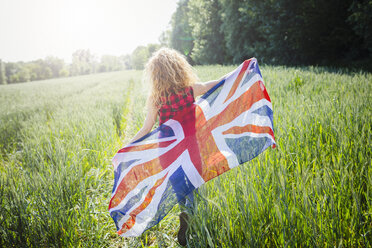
[198,66,263,121]
[112,120,185,196]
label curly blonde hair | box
[144,47,199,108]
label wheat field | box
[0,64,371,247]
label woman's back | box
[158,86,195,125]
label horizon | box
[0,0,177,64]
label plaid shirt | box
[158,86,195,125]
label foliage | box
[98,55,124,72]
[0,65,371,247]
[70,49,97,76]
[347,0,372,54]
[219,0,267,64]
[130,46,149,70]
[2,58,65,84]
[0,49,140,84]
[170,0,372,67]
[159,29,171,47]
[170,0,194,63]
[24,59,53,81]
[0,59,7,85]
[130,43,162,70]
[44,56,65,78]
[147,43,162,57]
[120,54,132,70]
[188,0,228,64]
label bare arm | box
[127,98,158,144]
[193,72,230,97]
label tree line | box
[166,0,371,68]
[2,0,370,85]
[0,44,162,85]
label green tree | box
[188,0,228,64]
[270,0,357,64]
[131,46,149,70]
[219,0,269,63]
[44,56,65,78]
[99,55,123,72]
[120,54,132,70]
[5,62,21,84]
[59,67,70,77]
[70,49,96,76]
[24,62,39,81]
[147,43,162,57]
[170,0,194,62]
[4,62,33,83]
[0,59,7,85]
[219,0,364,65]
[16,64,31,82]
[348,0,372,55]
[28,60,52,80]
[159,29,171,47]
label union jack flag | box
[109,58,276,237]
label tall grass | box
[0,71,142,247]
[186,65,371,247]
[0,65,371,247]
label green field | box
[0,64,371,247]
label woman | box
[127,47,227,246]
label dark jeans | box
[179,189,198,215]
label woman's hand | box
[193,72,230,97]
[126,97,157,145]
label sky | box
[0,0,177,63]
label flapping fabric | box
[108,58,276,237]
